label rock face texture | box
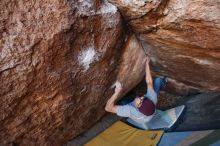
[0,0,146,145]
[1,0,220,145]
[108,0,220,91]
[117,35,147,97]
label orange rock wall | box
[108,0,220,91]
[0,0,146,145]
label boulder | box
[0,0,146,145]
[108,0,220,91]
[117,35,147,97]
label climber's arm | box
[145,57,153,89]
[105,82,122,113]
[105,91,120,113]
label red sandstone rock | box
[108,0,220,91]
[2,0,220,145]
[117,34,147,97]
[0,0,147,145]
[1,0,114,146]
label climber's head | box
[134,96,144,108]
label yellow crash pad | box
[84,121,163,146]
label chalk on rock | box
[111,80,122,89]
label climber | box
[105,56,167,126]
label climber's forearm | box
[107,91,120,107]
[105,81,122,113]
[112,91,120,100]
[145,62,153,88]
[105,91,120,113]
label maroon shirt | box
[138,98,156,116]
